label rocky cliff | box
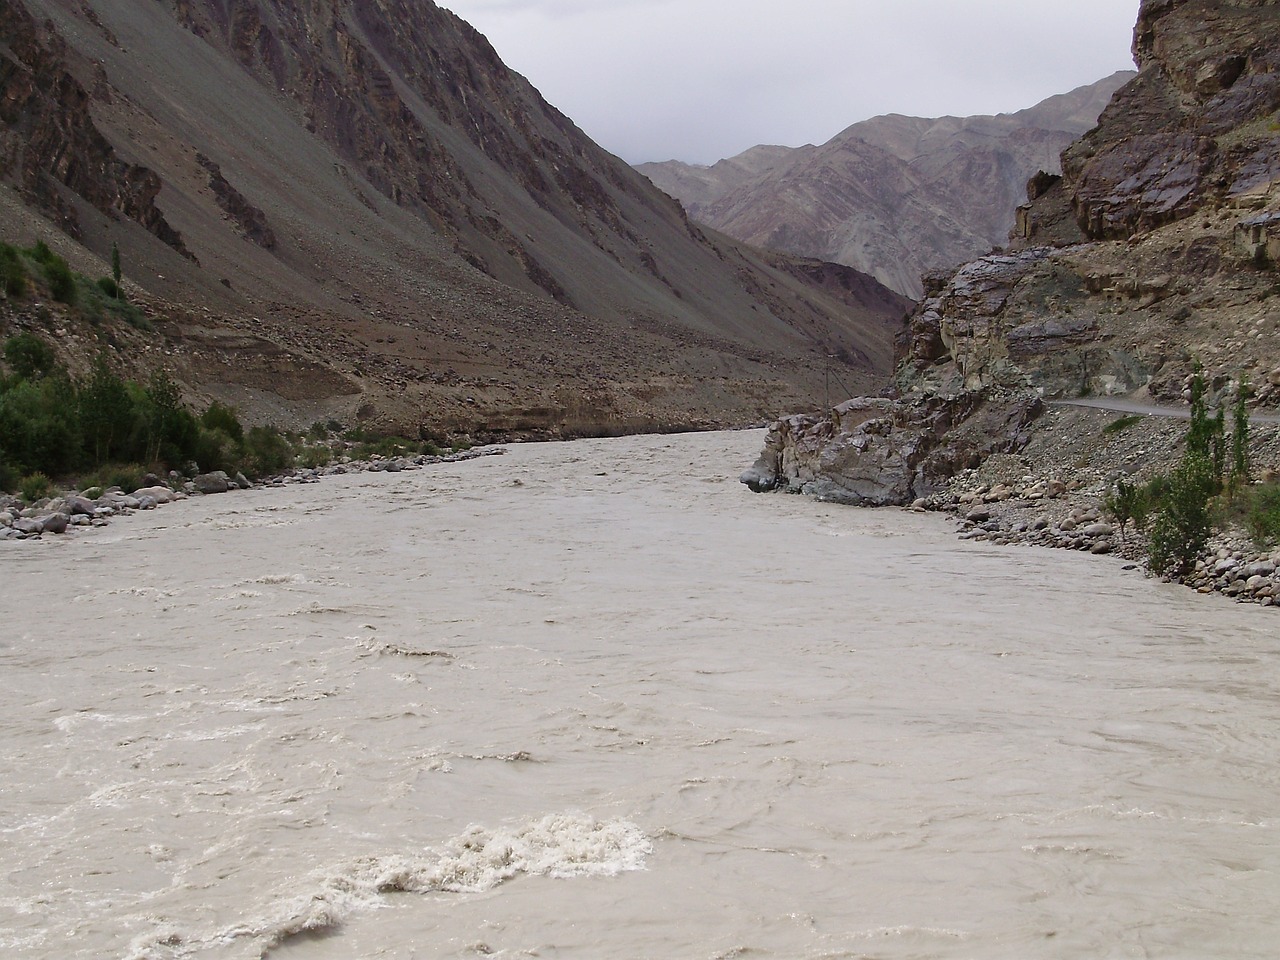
[745,0,1280,505]
[639,74,1132,299]
[0,0,910,438]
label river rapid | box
[1,430,1277,959]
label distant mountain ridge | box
[638,72,1134,299]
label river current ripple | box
[1,430,1276,959]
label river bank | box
[0,446,506,540]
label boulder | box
[193,471,231,495]
[134,485,177,504]
[40,513,68,534]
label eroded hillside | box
[0,0,910,439]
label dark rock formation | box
[196,154,276,249]
[0,3,190,254]
[1020,0,1280,244]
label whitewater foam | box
[123,814,651,959]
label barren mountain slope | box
[638,73,1133,299]
[0,0,910,437]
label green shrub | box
[297,444,335,470]
[3,333,57,381]
[1242,483,1280,548]
[0,375,82,476]
[96,276,122,300]
[103,463,146,494]
[1,245,25,298]
[351,435,432,460]
[43,256,76,304]
[1147,453,1217,577]
[1104,477,1151,540]
[193,425,236,474]
[201,402,244,444]
[242,425,294,478]
[28,241,54,265]
[18,471,52,503]
[1103,414,1142,436]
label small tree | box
[1229,380,1252,494]
[111,242,123,301]
[79,354,135,463]
[1104,477,1151,542]
[1147,452,1217,577]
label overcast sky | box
[438,0,1141,165]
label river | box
[1,430,1277,959]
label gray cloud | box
[440,0,1141,164]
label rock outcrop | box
[745,0,1280,506]
[1062,0,1280,241]
[741,392,1042,506]
[0,2,190,253]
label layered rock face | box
[0,0,910,436]
[741,393,1042,505]
[640,74,1131,299]
[1062,0,1280,241]
[746,0,1280,504]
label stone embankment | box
[0,448,503,540]
[918,472,1280,608]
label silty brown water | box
[1,430,1276,958]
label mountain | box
[0,0,911,439]
[744,0,1280,507]
[638,73,1133,299]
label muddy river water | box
[1,430,1277,959]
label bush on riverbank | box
[1105,370,1277,574]
[0,332,460,498]
[0,333,317,495]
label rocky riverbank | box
[905,403,1280,607]
[0,447,505,540]
[742,396,1280,608]
[919,471,1280,608]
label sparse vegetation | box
[0,330,464,496]
[1100,414,1141,435]
[1103,477,1151,541]
[1106,369,1269,577]
[1241,483,1280,548]
[1102,413,1142,435]
[18,471,52,503]
[1,244,26,298]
